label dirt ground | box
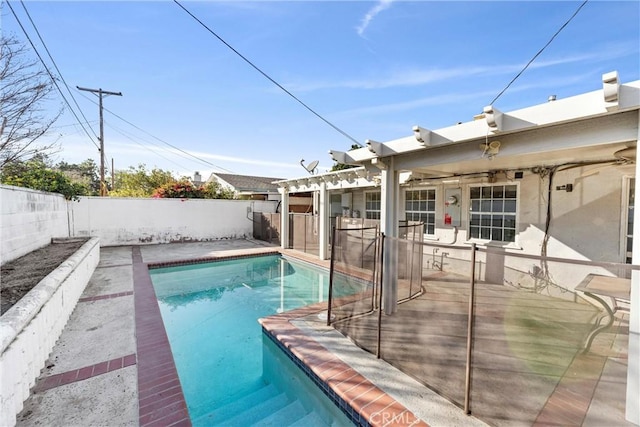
[1,239,89,315]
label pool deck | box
[15,240,486,427]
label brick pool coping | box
[133,247,191,427]
[134,247,428,427]
[259,304,429,427]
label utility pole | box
[77,86,122,196]
[111,158,115,191]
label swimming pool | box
[149,254,364,426]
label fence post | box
[361,227,365,269]
[327,226,337,327]
[464,243,477,414]
[376,232,385,359]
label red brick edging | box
[34,354,137,392]
[78,291,133,303]
[260,305,429,427]
[132,246,191,427]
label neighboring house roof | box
[208,173,283,194]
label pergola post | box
[318,182,328,260]
[278,187,289,249]
[380,157,399,315]
[627,109,640,424]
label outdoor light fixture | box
[480,140,501,159]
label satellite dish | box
[300,159,319,175]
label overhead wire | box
[488,0,589,106]
[5,0,100,150]
[75,89,235,173]
[50,120,98,131]
[105,121,193,172]
[19,0,100,143]
[172,0,363,147]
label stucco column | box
[627,110,640,424]
[318,182,328,260]
[380,157,399,315]
[278,187,289,250]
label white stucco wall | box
[342,164,631,291]
[0,237,99,427]
[68,197,277,246]
[0,185,70,266]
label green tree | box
[202,180,235,199]
[0,156,88,200]
[110,164,176,197]
[56,159,100,195]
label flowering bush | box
[152,180,235,199]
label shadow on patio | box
[329,236,632,426]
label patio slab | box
[12,240,634,426]
[81,264,133,297]
[16,366,138,426]
[41,296,135,375]
[332,273,632,427]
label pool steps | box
[193,383,278,423]
[192,382,329,426]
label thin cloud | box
[191,150,300,169]
[334,72,595,120]
[289,66,498,92]
[286,42,637,93]
[356,0,394,37]
[336,90,498,118]
[57,135,302,173]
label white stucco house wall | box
[275,71,640,424]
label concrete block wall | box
[69,197,277,246]
[0,238,100,427]
[0,185,70,265]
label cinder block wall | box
[68,197,277,246]
[0,185,70,265]
[0,238,100,427]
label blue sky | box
[3,1,639,180]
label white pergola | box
[276,73,640,423]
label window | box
[405,189,436,234]
[365,191,381,220]
[469,184,517,242]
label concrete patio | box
[333,272,632,427]
[14,240,488,427]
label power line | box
[19,0,99,142]
[173,0,363,147]
[5,0,100,150]
[50,120,98,130]
[488,0,589,106]
[105,121,193,172]
[76,89,235,173]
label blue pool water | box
[149,255,363,426]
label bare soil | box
[1,239,89,315]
